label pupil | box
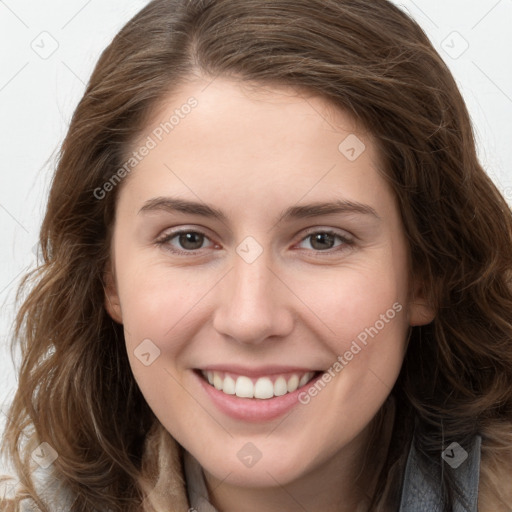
[180,232,203,250]
[312,233,334,250]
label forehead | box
[140,76,369,147]
[118,76,393,218]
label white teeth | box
[299,373,312,387]
[254,377,274,399]
[223,375,236,395]
[287,375,299,393]
[235,376,254,398]
[202,370,317,399]
[213,373,223,390]
[274,376,288,396]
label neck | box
[203,398,396,512]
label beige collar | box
[183,450,218,512]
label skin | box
[104,76,435,512]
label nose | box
[212,250,295,346]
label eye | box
[297,230,353,252]
[155,228,354,256]
[155,229,216,254]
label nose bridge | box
[212,244,293,345]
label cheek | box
[292,260,410,395]
[295,268,408,426]
[115,259,189,335]
[297,263,407,341]
[116,263,207,417]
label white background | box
[1,0,511,474]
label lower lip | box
[195,371,322,422]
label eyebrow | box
[138,196,380,222]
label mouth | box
[197,369,322,400]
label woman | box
[1,0,511,510]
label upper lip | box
[197,365,321,378]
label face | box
[104,77,434,489]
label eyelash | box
[154,228,355,256]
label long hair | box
[1,0,511,510]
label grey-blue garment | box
[398,434,481,511]
[183,434,482,512]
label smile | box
[200,370,320,399]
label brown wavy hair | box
[1,0,512,510]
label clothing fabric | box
[18,465,75,512]
[11,433,481,511]
[183,435,482,512]
[398,434,481,511]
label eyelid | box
[155,225,355,255]
[154,226,217,254]
[298,226,354,242]
[293,228,355,254]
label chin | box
[198,445,312,488]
